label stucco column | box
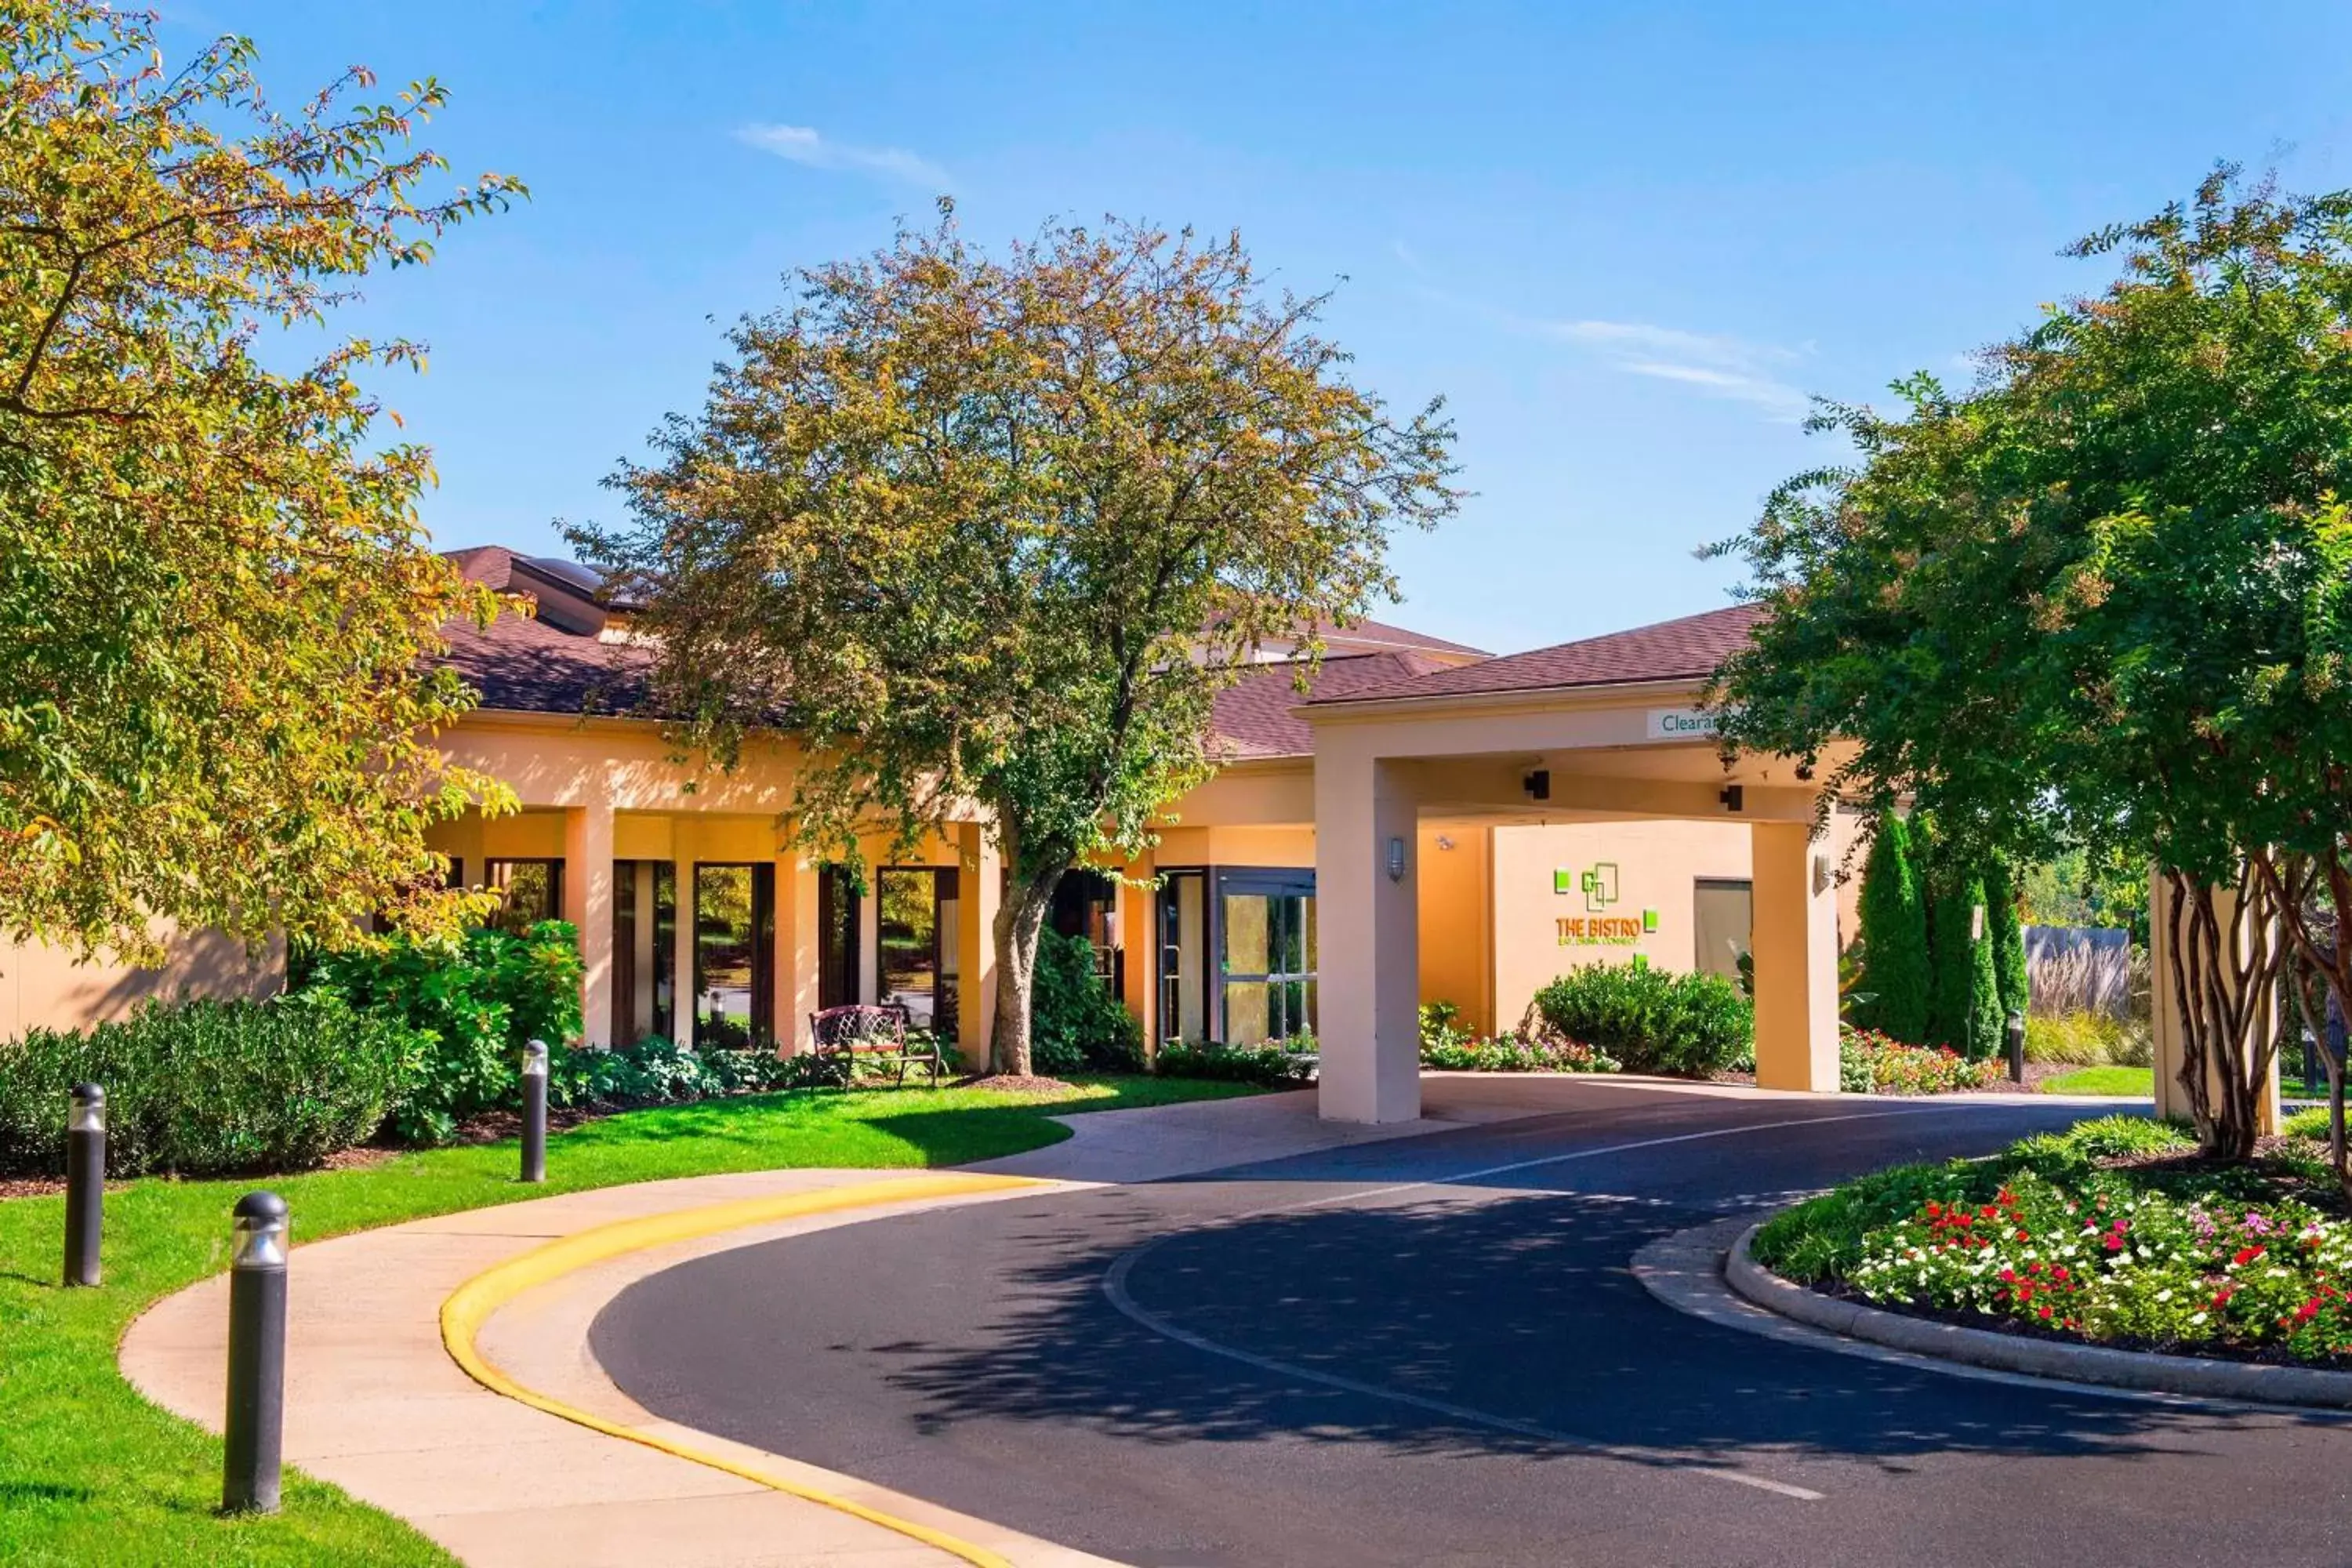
[776,849,821,1055]
[1316,750,1421,1123]
[671,818,697,1049]
[1749,820,1838,1093]
[2149,870,2279,1134]
[955,822,1000,1071]
[563,795,615,1049]
[1120,855,1157,1058]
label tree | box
[1854,809,1930,1042]
[1986,856,2028,1022]
[1926,865,2000,1060]
[0,2,524,960]
[576,208,1458,1075]
[1711,169,2352,1158]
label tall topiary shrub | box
[1928,869,2002,1060]
[1986,857,2028,1022]
[1856,810,1931,1043]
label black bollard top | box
[233,1190,289,1224]
[71,1082,104,1103]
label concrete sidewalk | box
[121,1170,1114,1567]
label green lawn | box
[0,1075,1259,1566]
[2041,1064,2155,1097]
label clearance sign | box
[1554,861,1660,947]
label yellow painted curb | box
[441,1173,1054,1568]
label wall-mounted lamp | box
[1435,834,1456,851]
[1813,853,1832,896]
[1386,836,1406,884]
[1524,769,1550,802]
[1719,784,1744,813]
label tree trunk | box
[986,865,1065,1077]
[2162,863,2287,1163]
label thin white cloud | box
[1531,318,1812,420]
[735,123,951,191]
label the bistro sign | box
[1646,707,1721,741]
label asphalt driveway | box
[592,1087,2352,1566]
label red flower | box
[2038,1305,2054,1319]
[1999,1268,2018,1283]
[2234,1245,2266,1267]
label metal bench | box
[808,1003,943,1087]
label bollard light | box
[520,1038,549,1185]
[223,1191,289,1515]
[63,1083,104,1287]
[2006,1010,2027,1086]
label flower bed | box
[1420,1038,1619,1073]
[1752,1116,2352,1366]
[1840,1026,2000,1094]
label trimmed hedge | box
[1530,962,1751,1076]
[0,993,423,1178]
[1153,1040,1316,1085]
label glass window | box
[485,858,562,935]
[877,867,943,1034]
[1694,878,1753,983]
[694,863,773,1048]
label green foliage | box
[0,994,422,1178]
[1926,869,2002,1059]
[1839,1026,1998,1094]
[1710,169,2352,1159]
[1421,1037,1619,1073]
[1530,962,1752,1076]
[1855,811,1930,1041]
[1751,1117,2198,1283]
[302,920,584,1145]
[1987,857,2028,1018]
[0,2,524,960]
[1153,1040,1318,1085]
[548,1034,823,1108]
[2019,848,2149,943]
[1029,930,1144,1074]
[2025,1009,2151,1066]
[572,208,1458,1075]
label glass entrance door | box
[877,867,946,1036]
[1218,873,1316,1046]
[694,862,775,1047]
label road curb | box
[1726,1218,2352,1410]
[441,1172,1057,1568]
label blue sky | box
[181,2,2352,655]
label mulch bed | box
[958,1073,1077,1094]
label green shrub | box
[1421,1036,1618,1073]
[0,993,423,1178]
[1750,1160,1986,1282]
[1987,857,2029,1020]
[1030,929,1143,1075]
[1855,810,1931,1041]
[550,1034,818,1108]
[302,920,585,1145]
[1154,1040,1316,1085]
[1529,963,1751,1076]
[1927,869,2002,1059]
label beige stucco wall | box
[1486,819,1755,1033]
[0,930,284,1040]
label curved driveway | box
[592,1087,2352,1566]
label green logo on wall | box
[1580,862,1620,913]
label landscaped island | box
[1751,1115,2352,1366]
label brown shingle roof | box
[437,612,655,717]
[1310,603,1766,706]
[1210,652,1452,758]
